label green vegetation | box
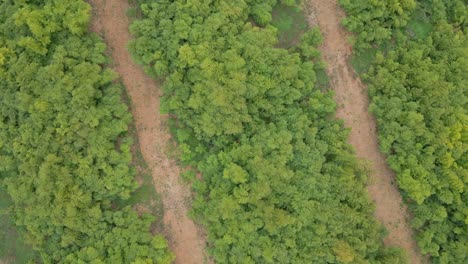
[115,119,164,220]
[406,2,433,40]
[0,0,173,263]
[271,4,309,48]
[115,91,164,219]
[0,185,37,264]
[340,0,467,263]
[130,0,405,263]
[340,0,417,50]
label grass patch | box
[407,4,432,40]
[271,4,308,48]
[315,67,330,91]
[116,88,164,224]
[126,7,137,19]
[115,137,163,219]
[351,48,377,75]
[349,36,395,74]
[0,185,36,264]
[127,0,145,20]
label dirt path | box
[304,1,425,263]
[88,1,209,263]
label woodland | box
[0,0,465,263]
[129,0,406,263]
[0,0,173,263]
[340,0,467,263]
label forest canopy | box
[130,0,406,263]
[340,0,467,263]
[0,0,173,263]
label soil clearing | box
[304,1,426,263]
[88,1,209,263]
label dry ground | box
[304,1,426,263]
[88,1,209,263]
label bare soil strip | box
[88,1,208,263]
[304,1,425,263]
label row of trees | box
[0,0,173,263]
[130,0,406,263]
[341,0,467,263]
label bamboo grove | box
[0,0,173,263]
[129,0,406,263]
[1,0,465,263]
[340,0,467,263]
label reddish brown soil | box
[88,1,209,263]
[304,1,426,263]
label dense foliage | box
[341,0,467,263]
[340,0,417,50]
[0,185,36,263]
[0,0,173,263]
[130,0,406,263]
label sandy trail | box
[88,1,208,263]
[304,1,425,263]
